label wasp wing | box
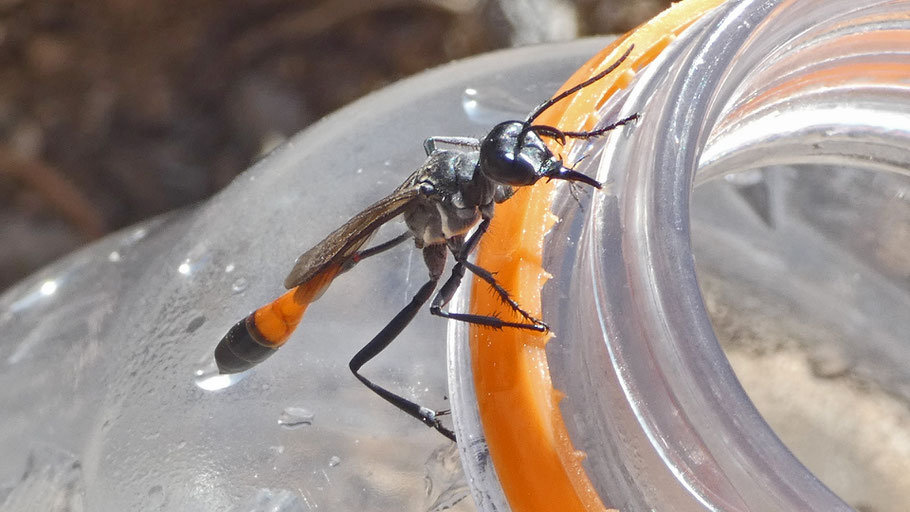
[283,183,420,289]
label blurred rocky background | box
[0,0,668,291]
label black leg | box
[423,136,481,156]
[430,218,547,331]
[349,245,456,441]
[430,265,547,331]
[340,232,411,274]
[350,232,410,264]
[457,258,547,329]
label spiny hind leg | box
[430,218,547,331]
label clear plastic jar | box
[452,0,910,511]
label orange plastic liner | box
[468,1,727,510]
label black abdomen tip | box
[215,316,278,374]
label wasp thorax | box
[479,121,557,187]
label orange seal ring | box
[468,1,727,510]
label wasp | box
[215,45,637,441]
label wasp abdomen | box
[214,314,279,374]
[216,286,311,374]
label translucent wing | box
[283,183,420,289]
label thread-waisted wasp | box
[215,45,637,442]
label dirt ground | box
[0,0,669,291]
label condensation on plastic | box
[0,39,621,510]
[452,0,910,511]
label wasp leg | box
[457,258,547,329]
[430,265,547,331]
[423,136,481,156]
[345,232,411,271]
[349,244,455,442]
[430,218,547,332]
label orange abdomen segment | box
[251,287,310,347]
[215,265,342,374]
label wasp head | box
[478,121,601,190]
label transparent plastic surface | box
[450,0,910,511]
[0,40,613,511]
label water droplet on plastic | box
[185,315,205,333]
[231,277,248,293]
[8,277,67,315]
[40,280,57,296]
[461,86,527,124]
[147,484,165,507]
[194,362,244,391]
[277,407,314,429]
[231,488,302,512]
[127,226,148,243]
[724,168,764,186]
[327,455,340,467]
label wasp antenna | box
[524,44,634,125]
[561,112,640,140]
[513,45,634,160]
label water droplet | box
[147,484,165,507]
[178,260,192,275]
[277,407,314,429]
[108,251,121,262]
[232,488,301,511]
[461,86,527,124]
[40,280,57,296]
[194,362,244,391]
[225,263,236,273]
[127,226,148,243]
[327,455,340,467]
[185,315,206,333]
[724,168,764,186]
[231,277,248,293]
